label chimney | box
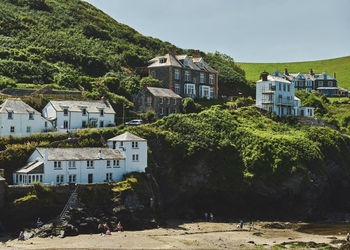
[98,150,103,159]
[310,68,314,75]
[261,70,269,81]
[284,68,289,75]
[168,45,176,56]
[333,72,336,78]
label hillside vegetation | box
[237,56,350,89]
[0,0,252,100]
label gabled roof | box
[36,147,125,161]
[147,87,182,98]
[257,75,291,83]
[148,54,217,74]
[0,99,41,114]
[108,132,146,142]
[16,161,44,174]
[48,100,115,114]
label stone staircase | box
[53,185,79,236]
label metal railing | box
[58,185,79,220]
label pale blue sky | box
[84,0,350,63]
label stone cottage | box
[134,86,182,118]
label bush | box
[180,98,201,114]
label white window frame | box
[209,75,214,85]
[132,154,139,162]
[175,69,180,80]
[132,141,138,148]
[200,73,205,84]
[185,71,190,81]
[175,84,180,94]
[184,84,196,97]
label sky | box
[84,0,350,63]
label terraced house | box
[271,69,347,97]
[148,49,218,99]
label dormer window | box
[63,108,68,116]
[100,109,104,116]
[159,58,167,63]
[29,112,34,120]
[82,108,87,116]
[8,111,13,119]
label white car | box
[125,119,143,126]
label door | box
[63,120,68,129]
[88,174,93,183]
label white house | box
[107,132,148,174]
[13,132,148,185]
[42,99,116,131]
[0,99,53,137]
[256,71,315,117]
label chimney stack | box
[333,72,336,78]
[310,68,314,75]
[261,70,269,81]
[98,150,103,159]
[284,68,289,76]
[168,45,176,56]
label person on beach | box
[117,221,123,232]
[18,231,25,241]
[36,218,43,227]
[210,213,214,222]
[105,229,112,236]
[204,212,208,221]
[103,222,109,232]
[240,220,244,229]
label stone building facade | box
[148,50,218,99]
[134,87,182,118]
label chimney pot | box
[333,72,336,78]
[284,68,289,75]
[261,70,269,81]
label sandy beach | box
[2,220,348,249]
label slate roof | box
[257,75,291,84]
[48,100,115,114]
[36,147,125,161]
[148,53,217,74]
[147,87,182,98]
[16,161,44,174]
[0,99,41,114]
[108,132,146,142]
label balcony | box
[276,98,294,106]
[262,99,274,104]
[262,86,275,94]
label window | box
[199,85,210,99]
[151,71,156,78]
[87,160,94,168]
[200,73,205,84]
[132,154,139,161]
[160,108,164,115]
[56,175,64,184]
[28,175,31,184]
[132,141,138,148]
[146,96,152,106]
[287,85,290,92]
[210,87,214,98]
[283,83,286,91]
[10,126,15,133]
[184,84,196,97]
[174,98,177,105]
[63,121,68,129]
[26,126,31,133]
[82,108,87,116]
[82,121,87,128]
[68,161,76,169]
[159,58,166,63]
[54,161,61,169]
[100,109,104,116]
[319,81,323,87]
[175,69,180,80]
[185,71,190,81]
[278,83,281,90]
[113,160,120,168]
[106,173,113,182]
[175,84,180,94]
[8,112,13,119]
[40,175,43,182]
[29,112,34,120]
[63,108,68,116]
[69,174,76,183]
[209,75,214,85]
[166,98,169,104]
[107,160,110,167]
[45,121,48,128]
[120,141,123,147]
[159,97,163,104]
[100,120,104,128]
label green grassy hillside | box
[237,56,350,90]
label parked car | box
[125,119,143,126]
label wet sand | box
[2,220,349,249]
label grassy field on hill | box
[237,56,350,90]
